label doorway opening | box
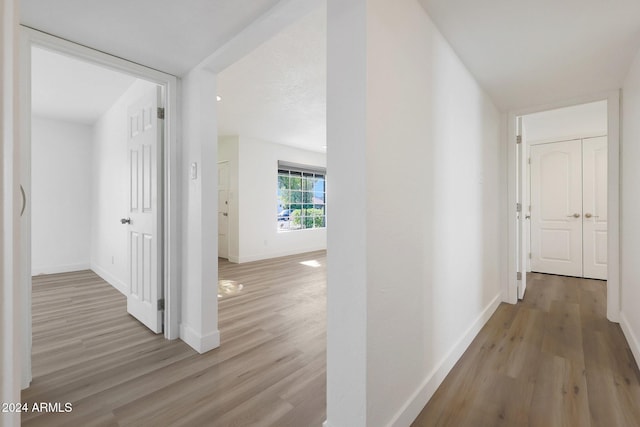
[213,4,328,423]
[510,97,619,319]
[21,28,179,388]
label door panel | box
[530,140,582,276]
[126,87,163,333]
[583,136,608,280]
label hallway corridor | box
[413,273,640,426]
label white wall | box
[327,0,503,425]
[90,79,156,293]
[219,136,327,263]
[621,47,640,368]
[523,100,607,143]
[31,117,92,274]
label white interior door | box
[124,87,163,333]
[517,118,528,299]
[582,136,608,280]
[218,161,229,259]
[530,140,583,277]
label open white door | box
[218,161,230,260]
[517,118,528,299]
[123,87,163,333]
[530,140,583,277]
[583,136,608,280]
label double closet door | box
[530,136,607,280]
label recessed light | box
[216,95,222,101]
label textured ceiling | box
[31,47,137,124]
[21,0,282,76]
[419,0,640,110]
[216,6,326,152]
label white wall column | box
[1,0,22,424]
[326,0,368,425]
[180,67,220,353]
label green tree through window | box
[277,165,326,231]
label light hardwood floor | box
[412,273,640,427]
[22,251,326,426]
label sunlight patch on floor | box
[218,279,244,298]
[300,260,322,268]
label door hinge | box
[157,107,165,120]
[157,299,165,311]
[516,135,522,144]
[517,272,522,280]
[528,157,531,164]
[516,203,522,212]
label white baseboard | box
[236,246,327,263]
[620,311,640,371]
[31,262,90,276]
[91,263,127,295]
[388,293,502,427]
[180,323,220,354]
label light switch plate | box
[191,162,198,180]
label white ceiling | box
[216,6,326,152]
[21,0,281,76]
[419,0,640,110]
[31,47,137,124]
[21,0,640,145]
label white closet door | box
[530,140,583,277]
[582,136,608,280]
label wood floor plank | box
[22,252,327,426]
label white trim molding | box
[620,312,640,371]
[31,263,91,276]
[91,263,127,296]
[180,323,220,354]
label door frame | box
[217,160,230,260]
[506,91,620,323]
[19,27,180,387]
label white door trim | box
[19,27,180,387]
[505,90,620,322]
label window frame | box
[277,161,326,232]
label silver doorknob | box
[223,212,228,217]
[566,213,580,218]
[584,213,599,219]
[120,217,131,224]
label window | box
[277,161,326,231]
